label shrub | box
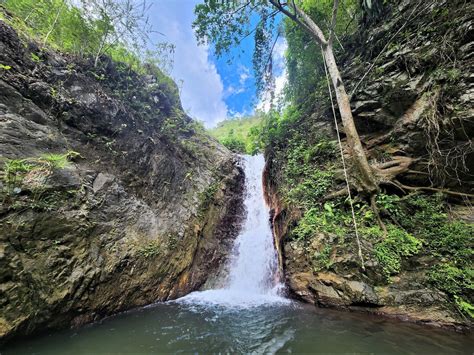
[221,136,246,154]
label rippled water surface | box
[3,301,473,354]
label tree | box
[79,0,154,67]
[2,0,174,72]
[194,0,379,196]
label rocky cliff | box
[264,0,473,330]
[0,20,244,342]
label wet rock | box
[0,20,245,343]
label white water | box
[178,154,288,307]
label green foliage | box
[1,0,173,73]
[454,296,474,319]
[284,0,360,108]
[39,153,70,169]
[285,169,334,207]
[221,136,247,154]
[193,0,362,100]
[2,151,76,191]
[200,181,219,208]
[292,204,348,241]
[30,52,42,63]
[260,106,301,150]
[374,192,473,314]
[429,264,473,296]
[208,115,264,155]
[282,134,337,208]
[391,194,474,267]
[373,226,421,280]
[0,63,12,70]
[313,245,333,271]
[431,67,462,83]
[3,159,34,188]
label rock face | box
[264,0,473,331]
[0,21,244,342]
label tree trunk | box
[269,0,379,195]
[322,44,379,195]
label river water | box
[3,155,473,354]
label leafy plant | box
[429,264,472,296]
[292,206,347,241]
[221,136,246,154]
[39,153,70,169]
[3,159,34,188]
[313,245,333,272]
[454,296,474,318]
[2,0,173,73]
[373,225,421,280]
[2,151,76,191]
[0,64,12,70]
[30,52,42,63]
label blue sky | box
[148,0,286,127]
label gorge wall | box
[0,20,244,342]
[264,0,473,331]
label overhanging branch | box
[328,0,339,46]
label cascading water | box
[179,154,287,306]
[6,156,473,354]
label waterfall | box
[178,154,287,306]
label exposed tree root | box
[374,156,416,182]
[323,187,349,200]
[322,153,473,240]
[392,181,474,199]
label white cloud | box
[149,1,228,128]
[238,65,251,86]
[257,38,288,112]
[223,65,251,98]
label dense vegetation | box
[208,115,263,155]
[0,0,173,73]
[0,0,472,332]
[194,0,473,322]
[256,0,474,318]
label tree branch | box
[328,0,339,46]
[236,9,279,46]
[269,0,327,46]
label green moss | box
[137,242,161,258]
[197,180,220,220]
